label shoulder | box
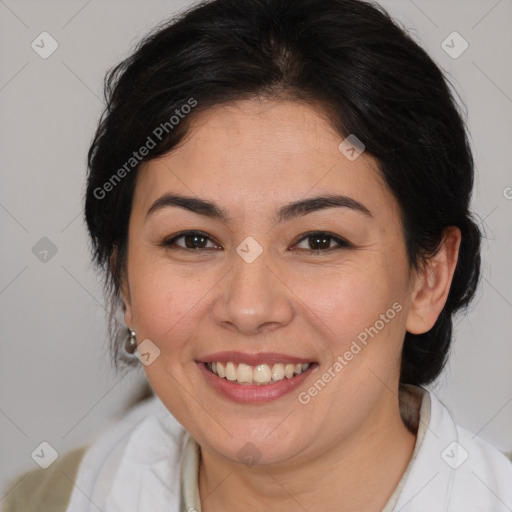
[429,390,512,510]
[451,423,512,507]
[1,389,165,512]
[64,394,187,511]
[394,387,512,511]
[1,445,89,512]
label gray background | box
[1,0,511,495]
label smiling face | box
[121,98,420,467]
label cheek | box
[291,260,405,348]
[127,260,215,356]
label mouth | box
[205,361,311,385]
[196,352,318,403]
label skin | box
[120,98,461,511]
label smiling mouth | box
[205,361,313,385]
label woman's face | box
[122,98,417,466]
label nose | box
[213,251,295,336]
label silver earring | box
[125,328,137,354]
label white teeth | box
[225,362,237,381]
[236,363,253,384]
[271,363,285,381]
[207,361,311,385]
[253,364,272,384]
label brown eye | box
[307,235,332,250]
[293,231,352,253]
[183,233,208,249]
[163,231,220,250]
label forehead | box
[134,99,396,221]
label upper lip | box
[198,351,314,366]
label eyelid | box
[292,231,353,252]
[161,230,221,249]
[161,230,353,252]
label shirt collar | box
[180,434,202,512]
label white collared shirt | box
[65,385,512,512]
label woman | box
[4,0,511,510]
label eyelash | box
[161,230,353,254]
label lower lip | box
[197,362,316,404]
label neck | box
[198,390,418,512]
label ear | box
[406,226,461,335]
[110,249,133,328]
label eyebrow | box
[145,193,372,223]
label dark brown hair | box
[85,0,481,385]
